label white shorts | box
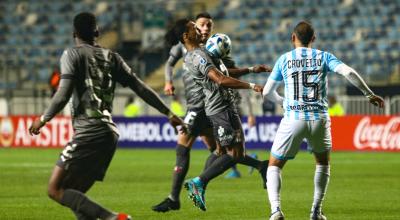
[271,117,332,160]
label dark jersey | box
[165,43,205,110]
[59,44,140,141]
[184,48,236,116]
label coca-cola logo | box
[354,117,400,150]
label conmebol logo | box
[354,117,400,150]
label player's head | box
[165,18,202,47]
[195,12,213,43]
[73,12,99,42]
[292,21,315,47]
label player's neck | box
[294,41,312,48]
[75,38,96,46]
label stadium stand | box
[0,0,399,115]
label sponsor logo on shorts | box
[218,126,225,137]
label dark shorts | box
[183,108,213,137]
[56,132,118,181]
[208,108,244,147]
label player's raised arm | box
[164,44,183,96]
[228,64,272,78]
[334,63,384,108]
[207,67,263,93]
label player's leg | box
[153,109,207,212]
[152,132,196,212]
[267,118,306,220]
[48,134,130,220]
[308,120,331,220]
[184,109,244,211]
[199,127,218,171]
[47,165,118,220]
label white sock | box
[267,166,282,213]
[312,165,330,212]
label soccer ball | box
[205,33,232,58]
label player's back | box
[62,44,122,137]
[272,47,342,120]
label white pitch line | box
[0,163,52,168]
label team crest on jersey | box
[199,57,207,65]
[218,126,225,137]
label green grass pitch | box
[0,148,399,220]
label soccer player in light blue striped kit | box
[262,21,384,220]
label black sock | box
[231,164,238,171]
[203,151,219,171]
[170,144,190,201]
[199,154,235,184]
[60,189,113,219]
[73,211,96,220]
[238,154,262,170]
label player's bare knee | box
[47,185,62,202]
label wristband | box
[40,115,47,125]
[248,66,254,73]
[249,83,256,89]
[366,93,375,99]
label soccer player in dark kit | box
[29,12,186,220]
[164,18,264,211]
[152,14,270,212]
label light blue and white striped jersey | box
[269,47,343,120]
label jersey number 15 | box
[291,70,319,102]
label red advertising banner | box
[331,115,400,151]
[0,116,73,148]
[0,115,399,151]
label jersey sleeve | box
[193,50,215,76]
[112,52,140,87]
[325,52,343,72]
[269,55,284,81]
[169,43,183,62]
[59,48,77,79]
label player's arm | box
[29,50,76,135]
[207,67,263,92]
[164,44,183,95]
[262,54,284,106]
[262,78,284,106]
[334,64,384,107]
[228,64,272,78]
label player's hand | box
[247,115,256,127]
[28,118,45,136]
[252,84,263,93]
[164,81,175,96]
[253,64,272,73]
[367,94,385,108]
[168,114,188,134]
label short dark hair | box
[195,12,212,20]
[73,12,97,41]
[293,21,315,45]
[165,18,190,46]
